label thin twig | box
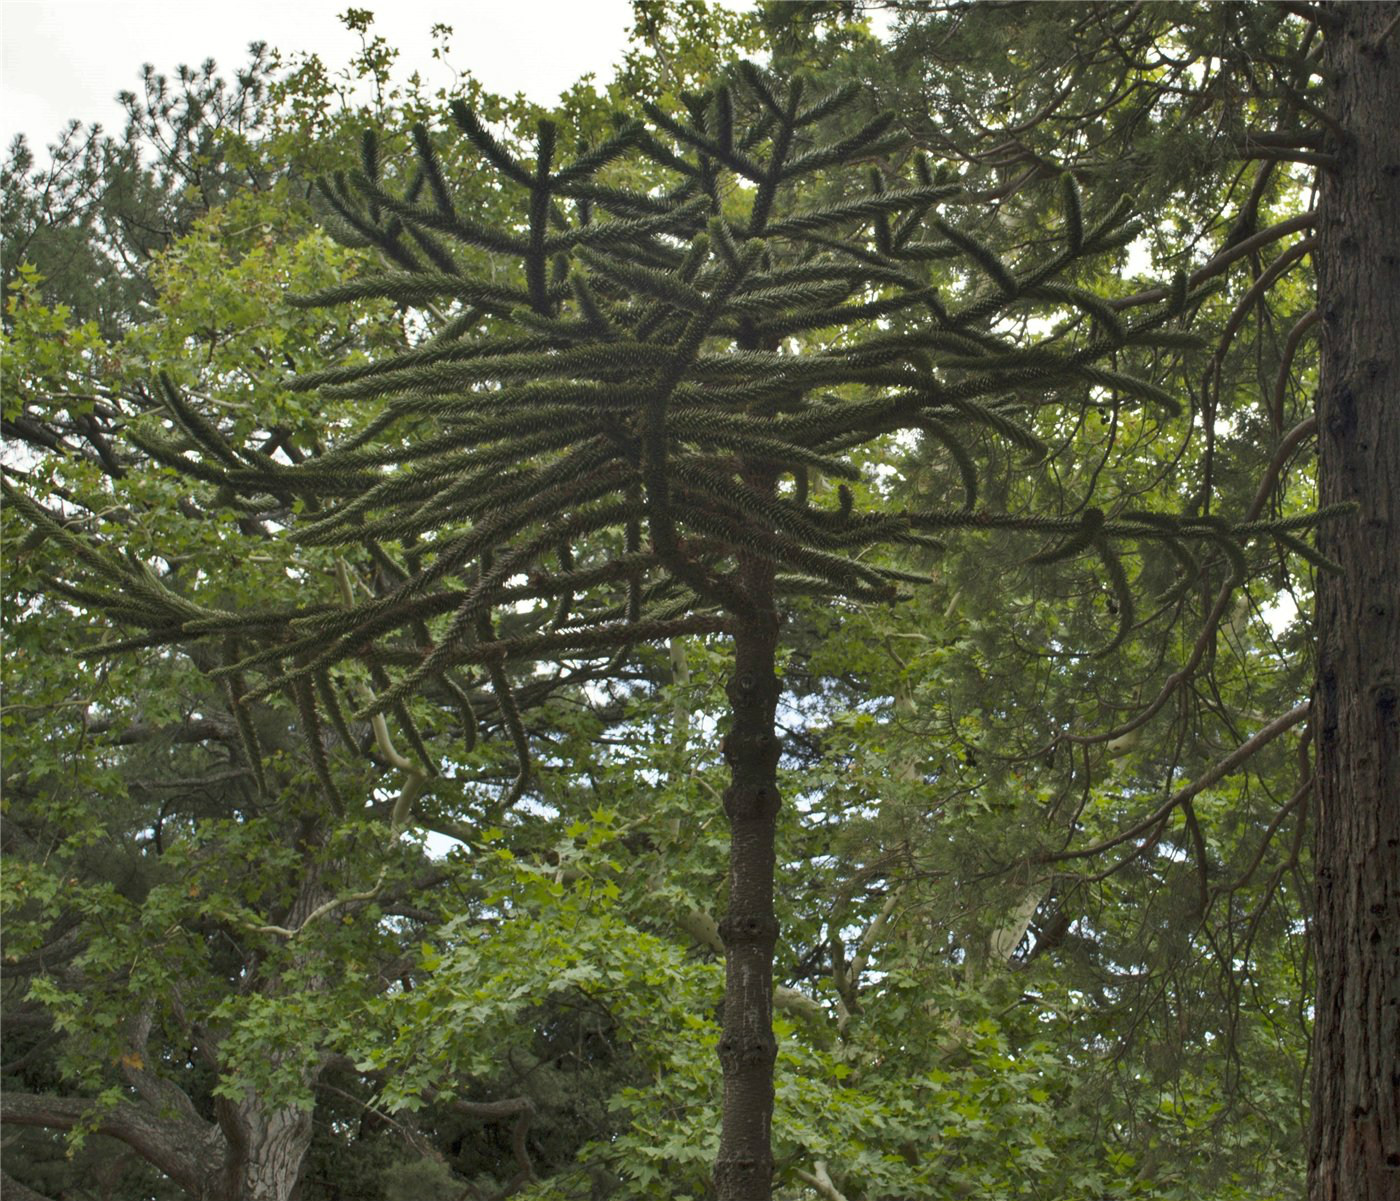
[1110,212,1315,310]
[1044,702,1310,863]
[1271,310,1320,434]
[1368,7,1400,50]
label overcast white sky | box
[1,0,652,153]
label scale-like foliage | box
[4,63,1347,1200]
[6,65,1340,796]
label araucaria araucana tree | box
[9,64,1342,1198]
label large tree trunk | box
[0,1087,314,1201]
[713,539,782,1199]
[1310,5,1400,1199]
[213,1095,315,1201]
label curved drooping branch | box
[1042,701,1310,864]
[1109,212,1317,311]
[0,1168,57,1201]
[0,1090,220,1198]
[1061,413,1322,751]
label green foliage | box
[2,6,1331,1199]
[16,60,1309,782]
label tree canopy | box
[3,5,1392,1201]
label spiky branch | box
[5,61,1346,1201]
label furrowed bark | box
[0,1090,219,1197]
[1309,5,1400,1199]
[0,1168,54,1201]
[214,1093,315,1201]
[0,1083,315,1201]
[714,469,782,1201]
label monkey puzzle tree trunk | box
[1310,5,1400,1199]
[715,469,782,1201]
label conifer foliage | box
[5,63,1341,1199]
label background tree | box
[7,35,1338,1197]
[4,4,1371,1198]
[860,3,1396,1197]
[0,22,585,1199]
[1309,5,1399,1197]
[1,45,279,340]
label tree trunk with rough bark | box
[213,1094,315,1201]
[713,490,782,1201]
[1310,5,1400,1199]
[0,1086,315,1201]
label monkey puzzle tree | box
[6,62,1340,1197]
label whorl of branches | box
[7,64,1343,811]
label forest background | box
[2,3,1395,1201]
